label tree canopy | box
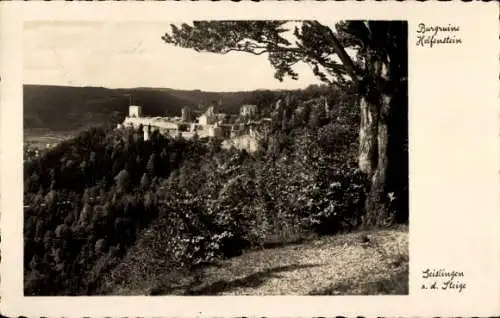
[162,20,407,92]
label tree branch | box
[220,48,269,56]
[311,21,363,82]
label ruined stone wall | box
[222,133,260,153]
[122,114,267,151]
[123,117,179,130]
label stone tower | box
[240,104,258,119]
[129,105,142,118]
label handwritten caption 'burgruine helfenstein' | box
[421,268,466,292]
[416,23,463,48]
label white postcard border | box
[1,1,499,317]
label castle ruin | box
[128,105,142,117]
[120,102,270,152]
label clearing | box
[114,225,408,296]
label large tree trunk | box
[358,96,378,177]
[358,56,395,226]
[361,93,393,227]
[358,94,391,227]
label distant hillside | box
[145,86,334,117]
[159,88,273,114]
[23,85,197,132]
[24,84,331,133]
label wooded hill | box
[24,85,196,132]
[24,84,332,133]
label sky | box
[23,21,328,92]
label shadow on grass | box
[259,237,309,250]
[150,263,323,295]
[308,266,409,295]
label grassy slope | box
[111,225,408,296]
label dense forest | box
[23,85,407,295]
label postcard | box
[0,1,499,317]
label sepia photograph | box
[1,1,499,317]
[22,19,408,296]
